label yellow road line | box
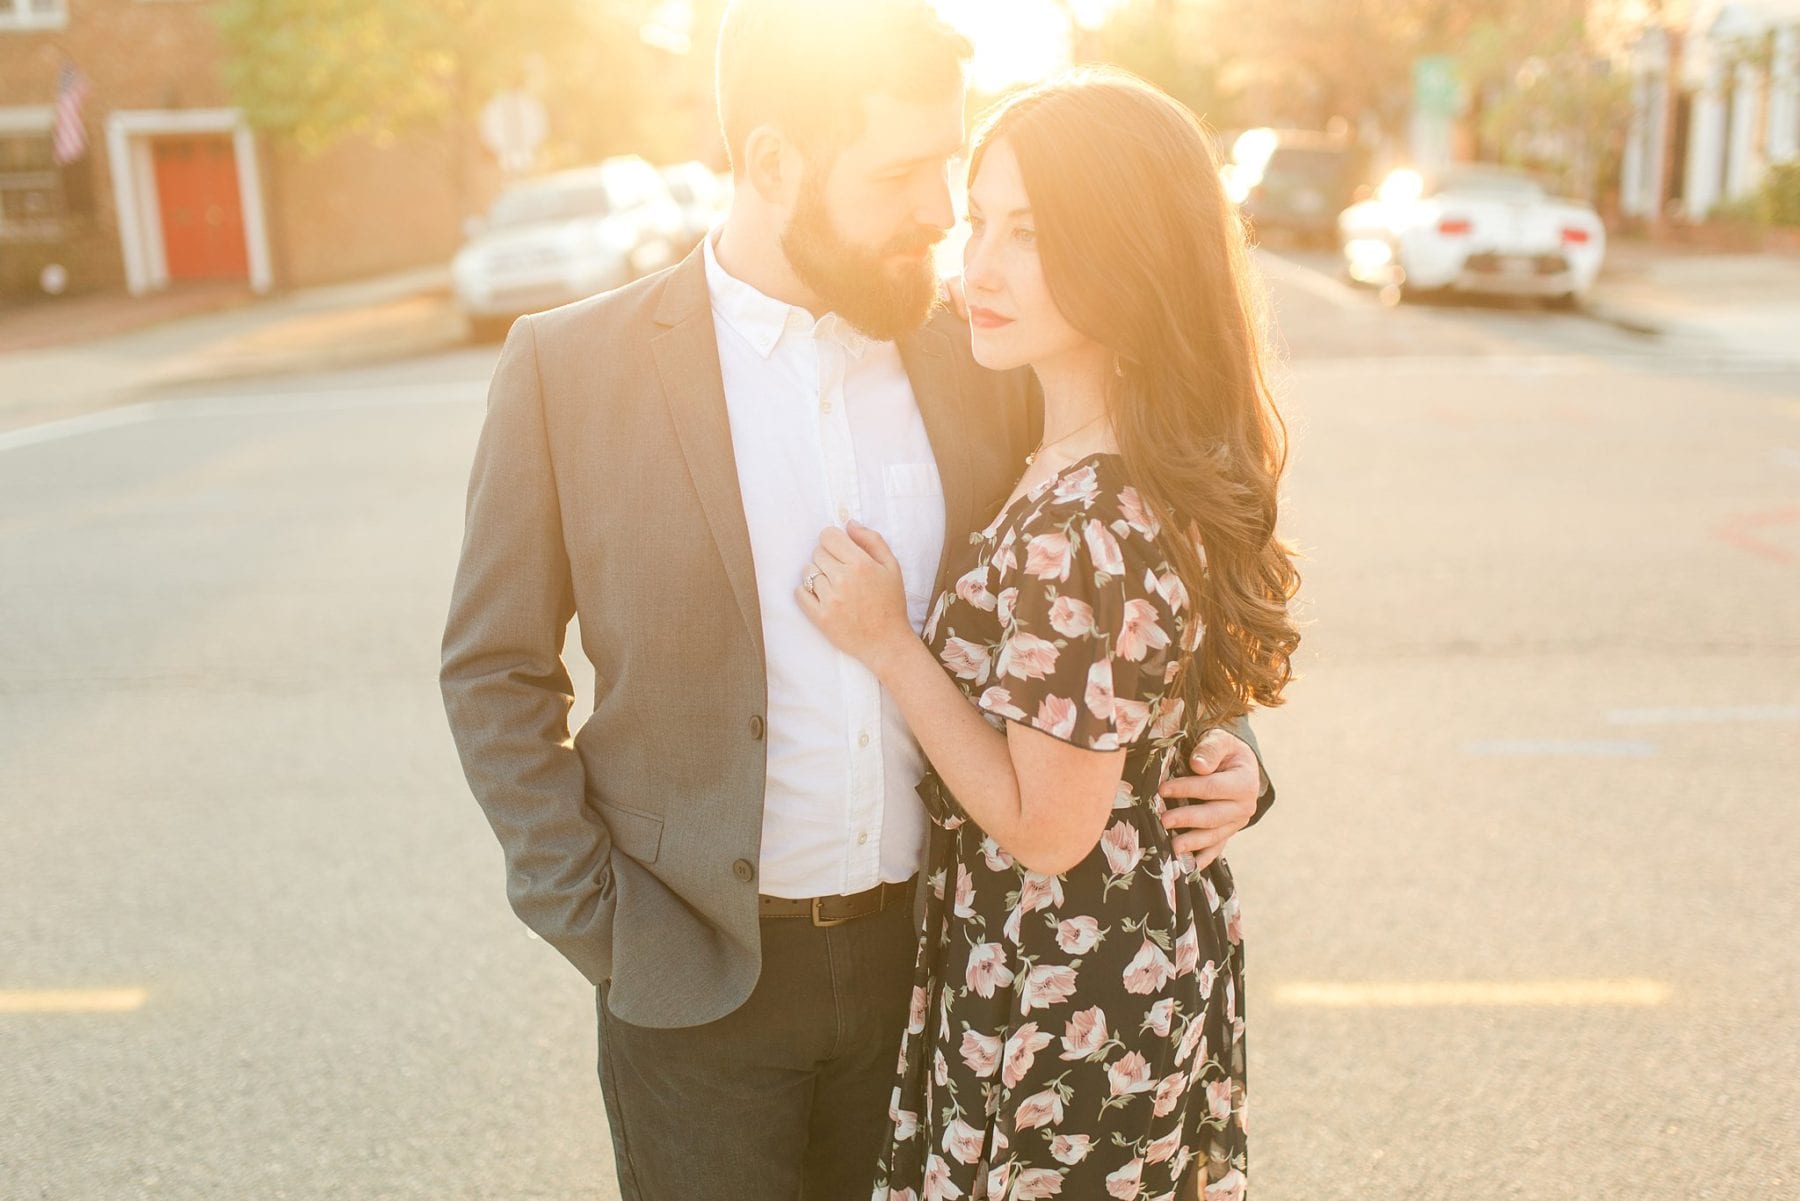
[1272,979,1669,1008]
[0,988,148,1013]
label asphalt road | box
[2,252,1795,1200]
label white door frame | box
[104,108,273,296]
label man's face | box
[781,90,964,341]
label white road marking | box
[1607,705,1800,725]
[0,381,485,454]
[1463,739,1657,757]
[1285,354,1800,378]
[0,988,148,1013]
[1273,978,1670,1008]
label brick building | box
[0,0,476,301]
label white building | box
[1622,0,1800,221]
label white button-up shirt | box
[703,231,947,899]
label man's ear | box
[742,124,791,203]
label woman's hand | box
[797,520,917,677]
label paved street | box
[2,252,1796,1199]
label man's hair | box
[716,0,972,176]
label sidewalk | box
[0,265,465,434]
[1585,240,1800,357]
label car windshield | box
[1430,169,1547,200]
[487,181,614,231]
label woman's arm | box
[871,635,1124,876]
[800,523,1122,876]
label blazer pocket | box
[595,798,664,865]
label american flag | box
[52,65,91,167]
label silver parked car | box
[452,156,686,341]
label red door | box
[152,137,249,281]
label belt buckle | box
[810,895,856,928]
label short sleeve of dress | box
[975,485,1183,752]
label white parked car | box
[659,160,732,255]
[1337,165,1606,307]
[452,156,686,341]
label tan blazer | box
[440,244,1039,1027]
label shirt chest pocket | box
[880,462,947,625]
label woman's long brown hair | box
[969,68,1301,725]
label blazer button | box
[732,858,755,883]
[749,715,765,740]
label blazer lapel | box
[651,248,765,663]
[900,324,976,585]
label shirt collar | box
[702,229,870,361]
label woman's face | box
[962,137,1095,373]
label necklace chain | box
[1024,412,1106,468]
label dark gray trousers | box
[596,884,918,1201]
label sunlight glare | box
[934,0,1075,92]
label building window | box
[0,127,67,241]
[0,0,68,32]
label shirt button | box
[732,859,755,883]
[822,400,833,413]
[857,731,871,748]
[837,505,849,522]
[857,832,869,846]
[749,715,766,740]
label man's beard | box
[781,171,942,342]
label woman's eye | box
[1014,227,1037,245]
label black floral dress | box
[871,453,1249,1201]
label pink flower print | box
[955,565,997,611]
[1174,924,1200,978]
[1152,1071,1186,1117]
[934,1047,949,1087]
[1154,567,1188,612]
[1083,518,1126,578]
[954,864,976,919]
[1112,696,1150,745]
[1002,1022,1054,1088]
[942,1116,985,1165]
[1205,1168,1247,1201]
[1144,1124,1183,1164]
[1115,598,1171,662]
[1223,893,1243,945]
[985,1163,1011,1201]
[1013,1167,1066,1199]
[1052,462,1100,506]
[1035,693,1077,740]
[1122,938,1176,995]
[892,1104,919,1142]
[1058,1005,1108,1060]
[891,1190,920,1201]
[999,631,1060,681]
[1018,871,1064,913]
[1014,1087,1065,1130]
[1197,959,1217,1001]
[966,942,1016,998]
[1107,1050,1155,1096]
[907,985,929,1035]
[1146,997,1176,1038]
[1049,1133,1093,1165]
[923,1153,963,1201]
[1207,1078,1233,1122]
[1118,485,1157,535]
[1175,1014,1207,1066]
[1084,658,1115,721]
[1055,915,1101,955]
[981,837,1015,872]
[996,585,1018,625]
[1104,1155,1145,1200]
[940,636,989,681]
[979,686,1027,722]
[960,1028,1001,1077]
[1200,873,1221,913]
[1024,532,1074,581]
[1100,821,1143,877]
[1149,695,1186,741]
[1047,593,1095,638]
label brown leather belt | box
[758,876,916,928]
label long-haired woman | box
[799,67,1301,1200]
